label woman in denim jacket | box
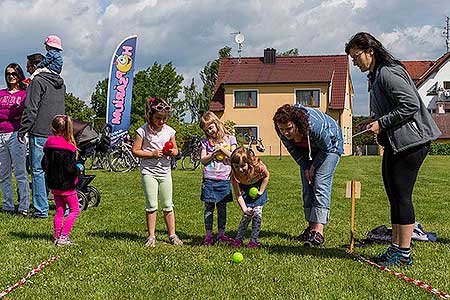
[273,104,343,247]
[345,32,441,267]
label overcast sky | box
[1,0,449,115]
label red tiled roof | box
[402,61,434,83]
[432,113,450,139]
[400,52,450,90]
[211,55,350,111]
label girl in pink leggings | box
[42,115,80,246]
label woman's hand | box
[366,121,380,134]
[357,118,374,131]
[304,166,315,185]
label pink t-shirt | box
[0,89,26,133]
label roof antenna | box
[231,32,245,63]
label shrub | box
[429,142,450,155]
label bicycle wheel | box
[85,186,101,207]
[182,152,200,171]
[77,191,88,211]
[108,148,132,172]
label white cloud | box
[0,0,448,115]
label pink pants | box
[53,191,80,239]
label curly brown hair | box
[273,104,309,136]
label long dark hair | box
[5,63,26,90]
[273,104,309,136]
[345,32,404,70]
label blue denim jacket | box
[276,104,343,170]
[37,49,63,74]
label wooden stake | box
[346,180,361,254]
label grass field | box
[1,156,449,299]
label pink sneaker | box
[230,238,243,248]
[217,234,231,244]
[202,234,214,246]
[247,241,260,249]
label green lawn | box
[1,156,449,299]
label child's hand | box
[244,207,254,216]
[153,149,164,158]
[214,145,224,153]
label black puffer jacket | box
[41,136,79,191]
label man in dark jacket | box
[18,53,66,218]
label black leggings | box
[382,142,430,225]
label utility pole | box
[444,16,450,53]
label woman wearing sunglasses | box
[345,32,441,267]
[0,63,30,216]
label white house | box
[403,52,450,112]
[403,52,450,142]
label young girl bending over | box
[199,111,237,245]
[132,97,183,248]
[42,115,80,246]
[229,147,270,249]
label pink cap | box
[44,35,63,50]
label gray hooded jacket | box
[19,72,66,138]
[369,64,441,153]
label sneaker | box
[169,234,183,246]
[217,234,231,244]
[247,241,260,249]
[144,236,156,248]
[56,236,74,247]
[304,231,324,247]
[295,226,311,241]
[16,210,29,217]
[230,238,243,248]
[202,234,214,246]
[374,250,413,268]
[372,246,397,264]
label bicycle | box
[181,135,202,171]
[243,133,265,154]
[108,136,140,173]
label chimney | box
[264,48,276,64]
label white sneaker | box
[144,236,156,248]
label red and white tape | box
[0,255,60,299]
[352,253,450,299]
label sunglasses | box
[151,102,171,112]
[6,72,18,77]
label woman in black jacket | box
[345,32,441,267]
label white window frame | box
[233,89,259,108]
[293,88,321,107]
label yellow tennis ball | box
[232,252,244,264]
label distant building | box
[403,52,450,142]
[211,48,354,156]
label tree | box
[200,46,232,102]
[183,78,209,123]
[131,62,185,122]
[65,92,95,122]
[352,116,376,147]
[90,78,108,118]
[280,48,299,56]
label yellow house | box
[210,48,354,156]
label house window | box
[444,81,450,89]
[234,90,258,108]
[295,89,320,107]
[234,126,258,141]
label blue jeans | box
[29,135,48,217]
[300,153,340,224]
[0,131,30,212]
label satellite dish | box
[235,33,245,44]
